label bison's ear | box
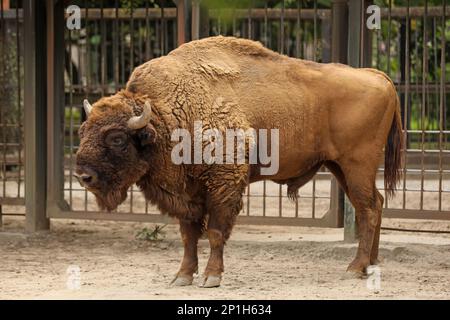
[137,124,157,146]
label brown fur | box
[76,36,403,284]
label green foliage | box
[0,24,22,154]
[136,224,168,241]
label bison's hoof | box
[171,275,193,286]
[346,260,369,278]
[199,275,221,288]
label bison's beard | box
[94,187,128,212]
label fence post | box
[174,0,190,46]
[191,0,201,40]
[343,0,373,242]
[331,0,348,64]
[342,0,362,242]
[329,0,349,229]
[46,0,67,218]
[23,0,49,232]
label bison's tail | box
[384,92,404,199]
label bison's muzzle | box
[74,166,98,189]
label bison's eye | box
[105,131,128,148]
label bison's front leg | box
[172,219,203,286]
[200,198,242,288]
[199,164,248,288]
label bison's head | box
[75,95,156,211]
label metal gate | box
[0,0,24,226]
[1,0,449,231]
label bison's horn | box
[128,100,152,129]
[83,99,93,117]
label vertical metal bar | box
[402,0,410,210]
[145,0,150,57]
[375,25,380,70]
[130,3,134,71]
[231,5,236,37]
[386,0,392,77]
[263,1,268,47]
[100,0,106,95]
[385,0,392,208]
[93,20,99,86]
[438,0,446,211]
[247,1,252,40]
[217,8,221,35]
[313,0,317,61]
[160,0,165,55]
[280,0,284,54]
[129,4,135,212]
[331,0,349,225]
[138,19,143,65]
[173,12,178,46]
[262,181,266,217]
[296,0,301,58]
[312,179,316,219]
[348,0,361,68]
[120,19,125,83]
[285,13,291,56]
[84,2,90,211]
[130,184,134,213]
[191,0,200,40]
[420,0,428,211]
[222,8,227,36]
[345,0,362,242]
[175,0,187,46]
[85,0,90,97]
[46,0,66,218]
[433,17,438,139]
[24,0,49,231]
[359,0,364,67]
[16,0,22,199]
[331,0,348,64]
[68,26,73,208]
[1,0,6,199]
[198,0,209,39]
[278,185,282,217]
[246,184,250,216]
[114,0,119,90]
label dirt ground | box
[1,217,450,300]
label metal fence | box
[0,0,449,230]
[57,0,339,227]
[0,1,24,224]
[63,1,178,216]
[372,1,450,218]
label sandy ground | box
[1,217,450,300]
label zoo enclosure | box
[0,0,449,231]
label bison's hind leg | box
[370,189,384,265]
[326,160,383,276]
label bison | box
[75,36,403,288]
